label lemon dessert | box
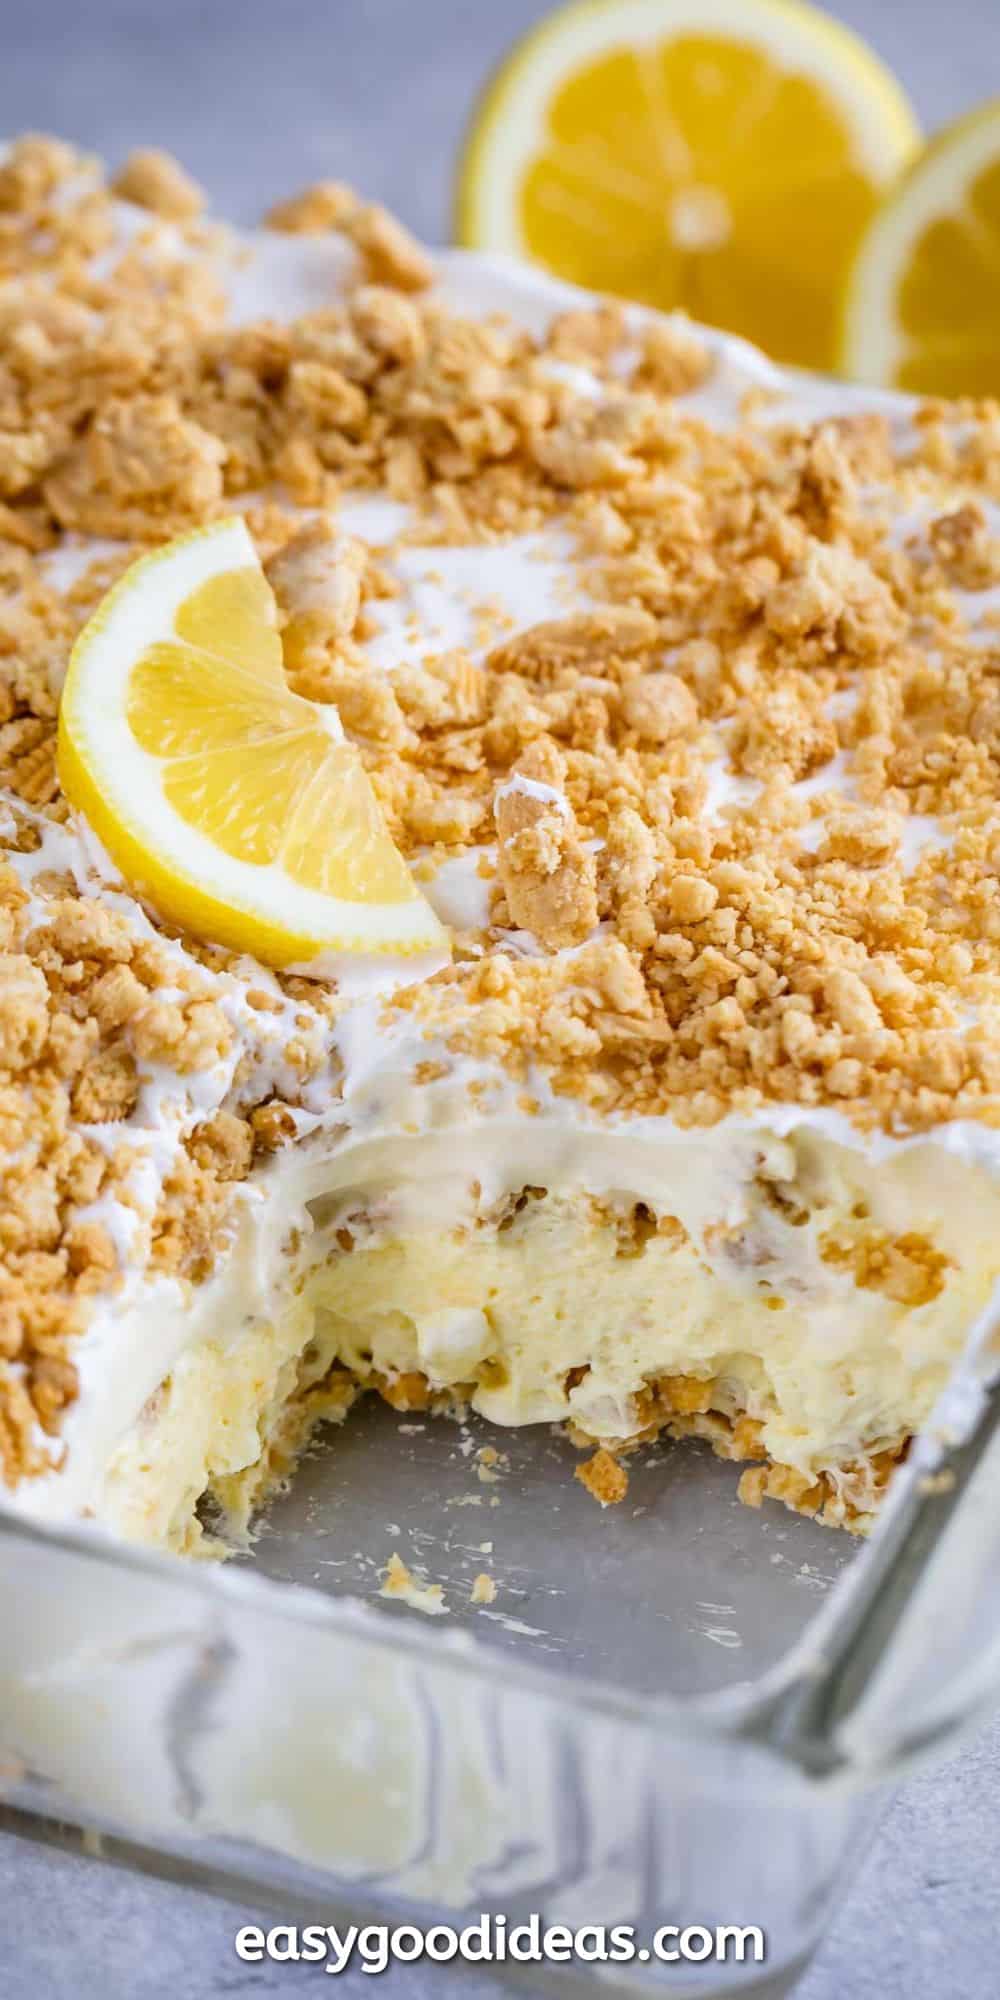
[3,123,1000,1557]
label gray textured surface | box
[1,0,998,1994]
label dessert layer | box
[2,135,1000,1533]
[41,1104,1000,1546]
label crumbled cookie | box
[622,669,698,743]
[112,148,205,220]
[928,501,1000,590]
[267,518,367,673]
[45,395,226,539]
[575,1447,628,1505]
[266,178,432,291]
[265,179,360,234]
[494,742,599,949]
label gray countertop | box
[1,1,998,1993]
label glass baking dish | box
[1,174,999,1992]
[3,1374,1000,1998]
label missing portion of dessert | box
[3,135,1000,1556]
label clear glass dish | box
[4,1385,1000,1997]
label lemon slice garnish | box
[57,519,449,970]
[454,0,918,372]
[842,97,1000,395]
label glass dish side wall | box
[6,1392,1000,1993]
[0,1515,870,1999]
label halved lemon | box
[842,98,1000,395]
[455,0,919,371]
[57,519,448,969]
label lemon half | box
[842,97,1000,395]
[57,519,449,970]
[455,0,919,371]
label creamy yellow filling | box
[94,1126,1000,1552]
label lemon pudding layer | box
[4,136,1000,1551]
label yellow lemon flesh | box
[842,97,1000,396]
[57,519,449,971]
[455,0,918,372]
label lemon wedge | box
[57,519,449,970]
[455,0,918,371]
[842,98,1000,395]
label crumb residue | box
[575,1448,629,1506]
[379,1549,447,1616]
[476,1445,508,1485]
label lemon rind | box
[840,95,1000,387]
[57,521,449,967]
